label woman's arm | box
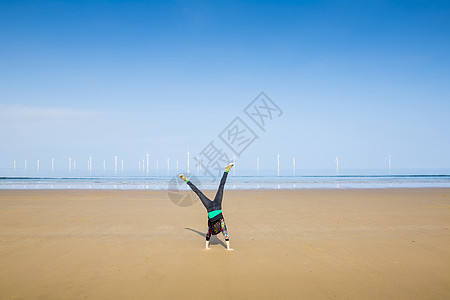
[205,229,211,250]
[221,219,233,251]
[225,240,233,251]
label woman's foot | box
[179,174,188,182]
[225,163,234,173]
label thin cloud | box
[0,105,102,119]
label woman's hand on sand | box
[225,240,233,251]
[205,241,211,250]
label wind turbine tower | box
[51,158,54,173]
[89,156,92,173]
[293,157,296,175]
[13,160,16,172]
[277,153,280,176]
[24,160,27,171]
[232,156,236,175]
[114,155,118,173]
[387,154,393,169]
[256,157,260,175]
[196,156,199,175]
[176,160,179,171]
[335,156,339,173]
[103,160,106,171]
[69,157,72,172]
[37,160,40,172]
[146,152,149,175]
[121,160,124,172]
[167,158,170,172]
[187,150,190,174]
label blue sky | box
[1,0,449,174]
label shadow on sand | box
[185,227,226,248]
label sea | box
[1,168,450,190]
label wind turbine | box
[196,156,200,175]
[89,156,92,173]
[232,156,236,175]
[121,160,124,172]
[386,154,393,169]
[293,157,296,175]
[187,149,190,174]
[335,156,339,173]
[69,157,72,172]
[37,159,40,172]
[24,160,27,171]
[156,160,159,172]
[114,155,118,173]
[167,158,170,172]
[256,157,260,175]
[103,160,106,171]
[51,158,54,173]
[277,153,280,176]
[146,152,149,175]
[13,160,16,172]
[386,154,394,174]
[176,160,179,171]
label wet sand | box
[0,188,449,299]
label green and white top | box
[208,209,222,219]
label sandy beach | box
[0,188,449,299]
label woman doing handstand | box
[179,163,234,251]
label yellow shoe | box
[179,174,188,182]
[225,163,234,173]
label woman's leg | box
[187,181,213,211]
[214,163,234,208]
[180,174,213,210]
[213,171,228,209]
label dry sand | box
[0,188,449,299]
